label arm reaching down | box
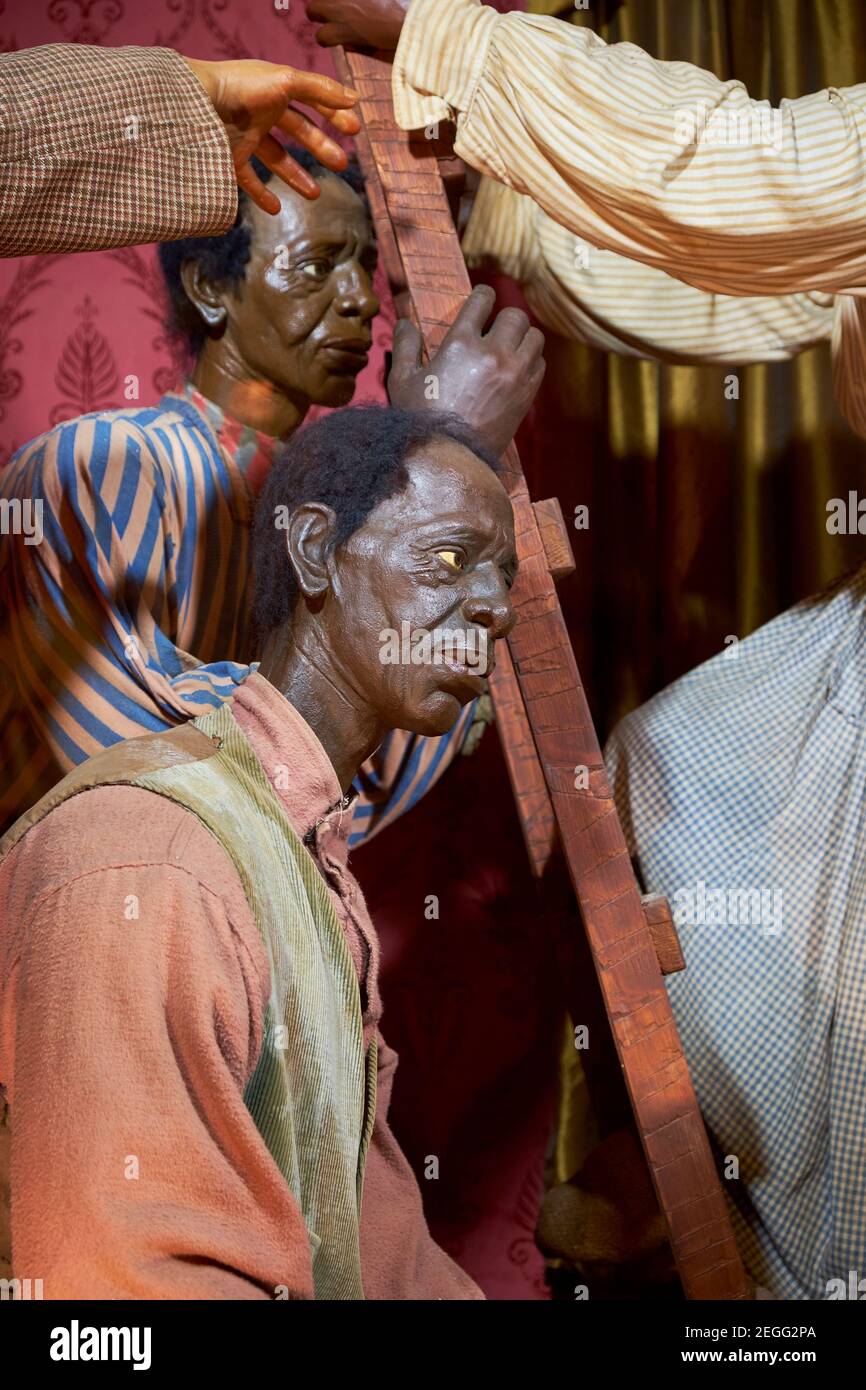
[461,178,866,440]
[309,2,859,426]
[462,178,837,366]
[387,0,866,299]
[0,44,360,256]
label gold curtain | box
[526,0,866,1184]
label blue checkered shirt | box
[605,564,866,1300]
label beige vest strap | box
[0,722,219,857]
[1,706,374,1299]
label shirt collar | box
[230,671,357,844]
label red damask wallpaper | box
[0,0,556,1300]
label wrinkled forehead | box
[368,440,514,540]
[245,175,372,255]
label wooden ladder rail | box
[335,45,751,1302]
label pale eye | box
[436,549,464,571]
[301,260,331,280]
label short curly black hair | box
[157,149,371,358]
[252,404,504,644]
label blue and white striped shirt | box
[0,386,476,843]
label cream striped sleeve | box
[462,176,837,365]
[393,0,866,298]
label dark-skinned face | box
[321,438,517,736]
[219,176,380,408]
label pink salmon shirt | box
[0,671,484,1301]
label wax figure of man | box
[310,0,866,1298]
[0,404,516,1299]
[0,151,544,840]
[0,44,364,257]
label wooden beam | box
[336,46,751,1302]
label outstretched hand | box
[387,285,546,457]
[182,57,362,213]
[305,0,410,51]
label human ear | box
[286,503,339,604]
[179,260,228,332]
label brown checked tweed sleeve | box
[0,43,237,258]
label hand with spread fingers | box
[305,0,411,51]
[387,285,546,457]
[182,57,362,212]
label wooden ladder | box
[335,45,751,1301]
